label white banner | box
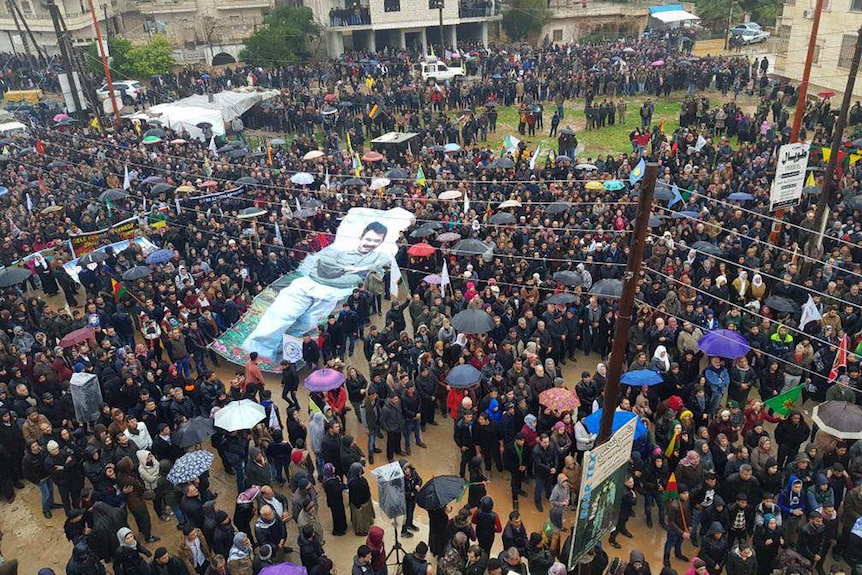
[770,142,810,211]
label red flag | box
[34,140,44,155]
[829,335,849,383]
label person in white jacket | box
[124,414,153,450]
[574,416,596,457]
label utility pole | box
[8,0,47,61]
[45,0,86,117]
[6,0,31,59]
[790,0,825,141]
[86,0,121,126]
[724,1,734,50]
[803,26,862,276]
[597,162,658,445]
[439,3,443,56]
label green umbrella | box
[603,180,625,192]
[142,135,162,145]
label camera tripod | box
[386,517,407,573]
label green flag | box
[762,384,804,417]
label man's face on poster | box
[358,229,385,254]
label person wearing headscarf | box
[676,450,703,488]
[322,462,348,536]
[227,533,253,575]
[749,274,767,301]
[112,527,152,575]
[651,346,671,374]
[467,455,488,509]
[366,526,387,575]
[731,271,750,304]
[348,462,375,536]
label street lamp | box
[429,0,443,56]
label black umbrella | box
[545,202,572,215]
[172,417,215,448]
[99,189,128,202]
[589,279,624,298]
[343,178,365,187]
[547,292,577,305]
[0,266,32,288]
[848,195,862,211]
[491,158,515,169]
[650,183,676,202]
[218,141,244,152]
[78,251,108,266]
[452,239,490,256]
[228,149,247,159]
[553,271,583,287]
[47,161,68,169]
[764,296,800,314]
[648,214,666,227]
[236,176,258,186]
[385,168,410,180]
[811,401,862,439]
[387,186,407,196]
[122,266,152,281]
[488,212,516,225]
[415,475,467,510]
[151,183,175,195]
[410,226,436,238]
[692,241,723,256]
[445,364,483,388]
[803,186,821,196]
[196,122,213,129]
[451,308,494,334]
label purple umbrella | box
[259,563,308,575]
[304,368,346,392]
[697,329,751,359]
[423,274,443,285]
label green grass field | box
[477,97,682,158]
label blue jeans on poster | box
[38,477,55,513]
[402,419,421,451]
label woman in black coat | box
[322,463,348,536]
[113,528,152,575]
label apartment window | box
[852,0,862,11]
[553,29,562,41]
[839,32,858,67]
[813,44,822,63]
[384,0,400,10]
[19,1,32,14]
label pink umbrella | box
[200,180,218,188]
[53,113,69,122]
[304,368,346,392]
[169,138,187,145]
[651,60,665,67]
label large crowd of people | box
[0,29,861,575]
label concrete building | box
[0,0,125,54]
[313,0,501,57]
[774,0,862,98]
[540,0,650,45]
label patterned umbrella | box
[436,232,462,243]
[538,388,580,412]
[166,450,215,485]
[423,274,443,285]
[146,249,174,265]
[304,369,346,392]
[259,564,308,575]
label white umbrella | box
[213,399,267,432]
[574,164,598,171]
[499,199,522,209]
[291,172,315,185]
[370,177,391,191]
[302,150,325,160]
[438,190,462,200]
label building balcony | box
[458,1,500,19]
[215,0,274,10]
[137,0,199,14]
[325,6,372,29]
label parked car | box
[96,80,143,105]
[730,22,770,44]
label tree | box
[501,0,549,42]
[693,0,775,30]
[84,35,174,81]
[125,35,176,78]
[239,6,318,67]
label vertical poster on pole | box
[567,417,637,568]
[770,142,810,211]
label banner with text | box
[69,217,140,257]
[770,142,810,211]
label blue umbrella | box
[145,248,174,265]
[728,192,755,201]
[673,210,701,219]
[583,409,648,439]
[620,369,663,386]
[698,329,751,359]
[446,364,482,388]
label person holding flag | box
[663,477,691,567]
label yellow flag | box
[805,171,816,188]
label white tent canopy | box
[125,88,280,140]
[651,9,699,23]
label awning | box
[650,8,699,23]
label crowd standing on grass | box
[2,27,862,575]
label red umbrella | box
[407,242,436,257]
[200,180,218,188]
[818,90,835,98]
[324,93,337,103]
[362,151,384,162]
[59,327,96,348]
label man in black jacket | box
[454,411,478,479]
[152,547,187,575]
[280,360,300,410]
[799,511,828,575]
[416,366,439,429]
[254,505,288,560]
[380,395,405,463]
[180,482,205,529]
[532,434,555,513]
[504,435,528,510]
[401,383,425,455]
